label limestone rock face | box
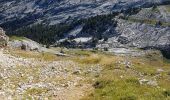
[0,0,169,26]
[114,19,170,49]
[8,38,42,51]
[0,27,9,47]
[104,19,170,58]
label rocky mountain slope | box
[54,5,170,58]
[0,0,170,58]
[107,18,170,57]
[0,1,170,99]
[99,5,170,58]
[0,0,169,29]
[0,46,170,99]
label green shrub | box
[163,90,170,97]
[93,80,113,89]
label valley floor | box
[0,48,170,100]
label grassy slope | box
[5,48,170,100]
[66,49,170,100]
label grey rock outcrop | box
[104,18,170,57]
[113,19,170,48]
[0,27,9,47]
[139,78,158,86]
[8,38,42,51]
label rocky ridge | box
[0,27,8,47]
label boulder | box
[139,78,158,86]
[0,27,9,47]
[8,38,42,51]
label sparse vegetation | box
[24,88,49,95]
[80,49,170,100]
[126,17,170,27]
[8,49,59,61]
[9,36,27,41]
[1,47,170,99]
[74,54,101,64]
[118,5,170,27]
[0,1,170,99]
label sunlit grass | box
[82,69,170,100]
[4,48,170,99]
[24,87,49,95]
[80,49,170,100]
[9,36,27,41]
[74,54,101,64]
[8,49,59,61]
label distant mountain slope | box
[0,0,170,58]
[0,0,170,30]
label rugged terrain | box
[0,1,170,99]
[0,28,170,99]
[0,0,169,27]
[0,1,170,57]
[0,46,170,99]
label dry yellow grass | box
[74,54,101,64]
[8,49,59,61]
[3,48,170,100]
